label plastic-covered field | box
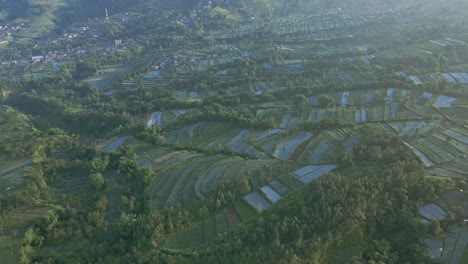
[442,226,460,262]
[102,136,132,151]
[433,95,457,108]
[418,203,447,221]
[147,111,163,127]
[273,132,312,160]
[270,180,290,195]
[260,186,282,203]
[244,191,272,212]
[424,239,443,259]
[291,165,337,184]
[444,130,468,145]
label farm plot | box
[0,164,31,188]
[85,66,130,91]
[441,225,461,263]
[297,134,334,165]
[224,129,264,158]
[450,226,468,264]
[244,191,272,212]
[424,239,443,259]
[0,159,32,177]
[440,190,467,212]
[425,135,462,157]
[234,200,257,222]
[225,207,242,228]
[449,73,468,84]
[98,136,132,151]
[432,133,468,153]
[0,207,48,263]
[409,75,423,85]
[443,130,468,145]
[167,122,241,149]
[442,73,457,83]
[147,156,226,210]
[419,203,447,221]
[0,236,21,264]
[270,180,291,195]
[221,159,298,190]
[436,158,468,179]
[195,157,244,197]
[260,186,282,204]
[429,167,465,179]
[341,92,350,108]
[164,210,229,249]
[387,120,440,137]
[272,132,313,160]
[414,138,455,163]
[50,169,91,195]
[440,108,468,123]
[138,149,201,171]
[433,96,457,108]
[147,112,163,128]
[409,141,445,164]
[291,165,337,184]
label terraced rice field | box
[148,156,226,210]
[137,148,201,171]
[167,122,241,149]
[297,134,332,165]
[0,207,48,263]
[444,130,468,145]
[147,111,163,128]
[412,138,456,163]
[404,142,434,167]
[99,136,132,151]
[0,165,31,188]
[387,120,440,137]
[164,211,229,249]
[195,157,244,197]
[273,132,312,160]
[225,130,265,158]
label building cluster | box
[0,24,25,38]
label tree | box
[89,172,105,190]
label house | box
[32,56,44,62]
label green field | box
[164,210,229,249]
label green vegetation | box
[0,0,467,263]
